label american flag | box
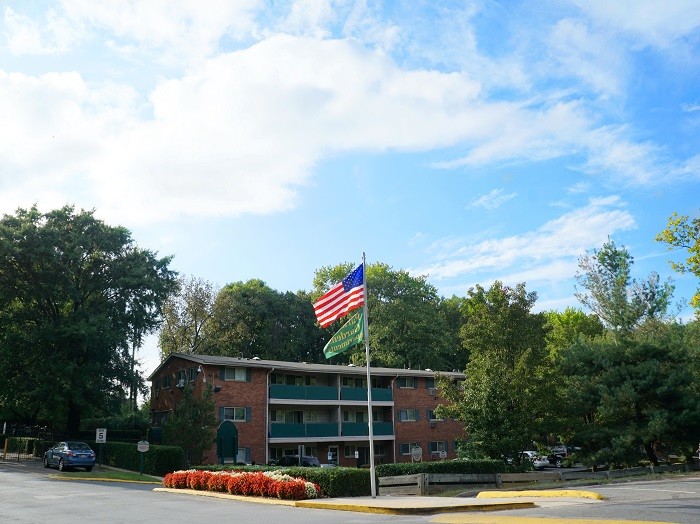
[313,263,365,328]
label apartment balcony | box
[268,384,394,403]
[340,387,393,402]
[269,423,339,439]
[269,384,338,401]
[341,422,394,437]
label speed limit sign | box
[96,428,107,444]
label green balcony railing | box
[269,384,338,401]
[269,423,339,438]
[341,421,394,437]
[340,387,393,402]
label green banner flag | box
[323,309,364,359]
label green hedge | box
[196,465,371,497]
[374,459,508,477]
[98,441,184,476]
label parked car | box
[274,455,320,467]
[548,444,581,467]
[43,441,96,472]
[520,450,549,470]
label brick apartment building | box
[149,353,466,466]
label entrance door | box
[216,420,238,464]
[327,445,338,465]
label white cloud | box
[469,188,517,210]
[3,6,79,55]
[571,0,700,49]
[414,196,635,280]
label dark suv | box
[548,445,580,467]
[275,455,320,467]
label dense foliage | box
[0,205,177,435]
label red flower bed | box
[163,470,320,500]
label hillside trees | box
[437,282,551,460]
[312,262,462,370]
[0,206,177,435]
[561,240,697,465]
[204,279,326,362]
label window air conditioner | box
[428,388,438,396]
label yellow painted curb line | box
[432,516,675,524]
[477,490,606,500]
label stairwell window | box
[223,407,247,422]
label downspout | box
[265,367,275,465]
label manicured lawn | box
[48,465,162,484]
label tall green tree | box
[575,239,673,337]
[656,210,700,312]
[162,382,217,466]
[544,307,604,357]
[437,282,550,460]
[159,276,218,359]
[203,279,325,362]
[0,205,177,435]
[560,321,699,466]
[562,240,698,466]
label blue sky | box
[1,1,699,376]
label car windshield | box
[67,442,92,450]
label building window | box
[397,377,416,389]
[222,367,247,381]
[344,445,358,458]
[188,367,197,381]
[342,377,366,388]
[400,442,420,455]
[223,407,247,422]
[425,377,436,389]
[398,409,419,422]
[429,441,447,454]
[305,376,317,386]
[427,409,442,421]
[305,411,317,423]
[162,375,172,388]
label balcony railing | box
[340,387,393,402]
[269,384,338,400]
[269,384,394,402]
[269,423,339,439]
[341,421,394,437]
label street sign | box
[96,428,107,444]
[137,440,149,452]
[411,446,423,462]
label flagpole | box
[362,252,377,498]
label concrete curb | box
[477,489,606,500]
[294,499,536,515]
[153,488,536,515]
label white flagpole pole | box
[362,252,377,498]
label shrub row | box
[197,465,371,498]
[163,470,321,500]
[375,459,508,477]
[98,441,183,476]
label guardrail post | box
[419,473,428,495]
[495,473,502,488]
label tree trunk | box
[644,442,659,466]
[66,399,81,439]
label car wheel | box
[58,459,66,472]
[555,458,563,468]
[43,456,50,468]
[84,467,93,472]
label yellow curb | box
[477,490,606,501]
[431,516,675,524]
[48,474,161,485]
[294,500,536,515]
[153,487,297,505]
